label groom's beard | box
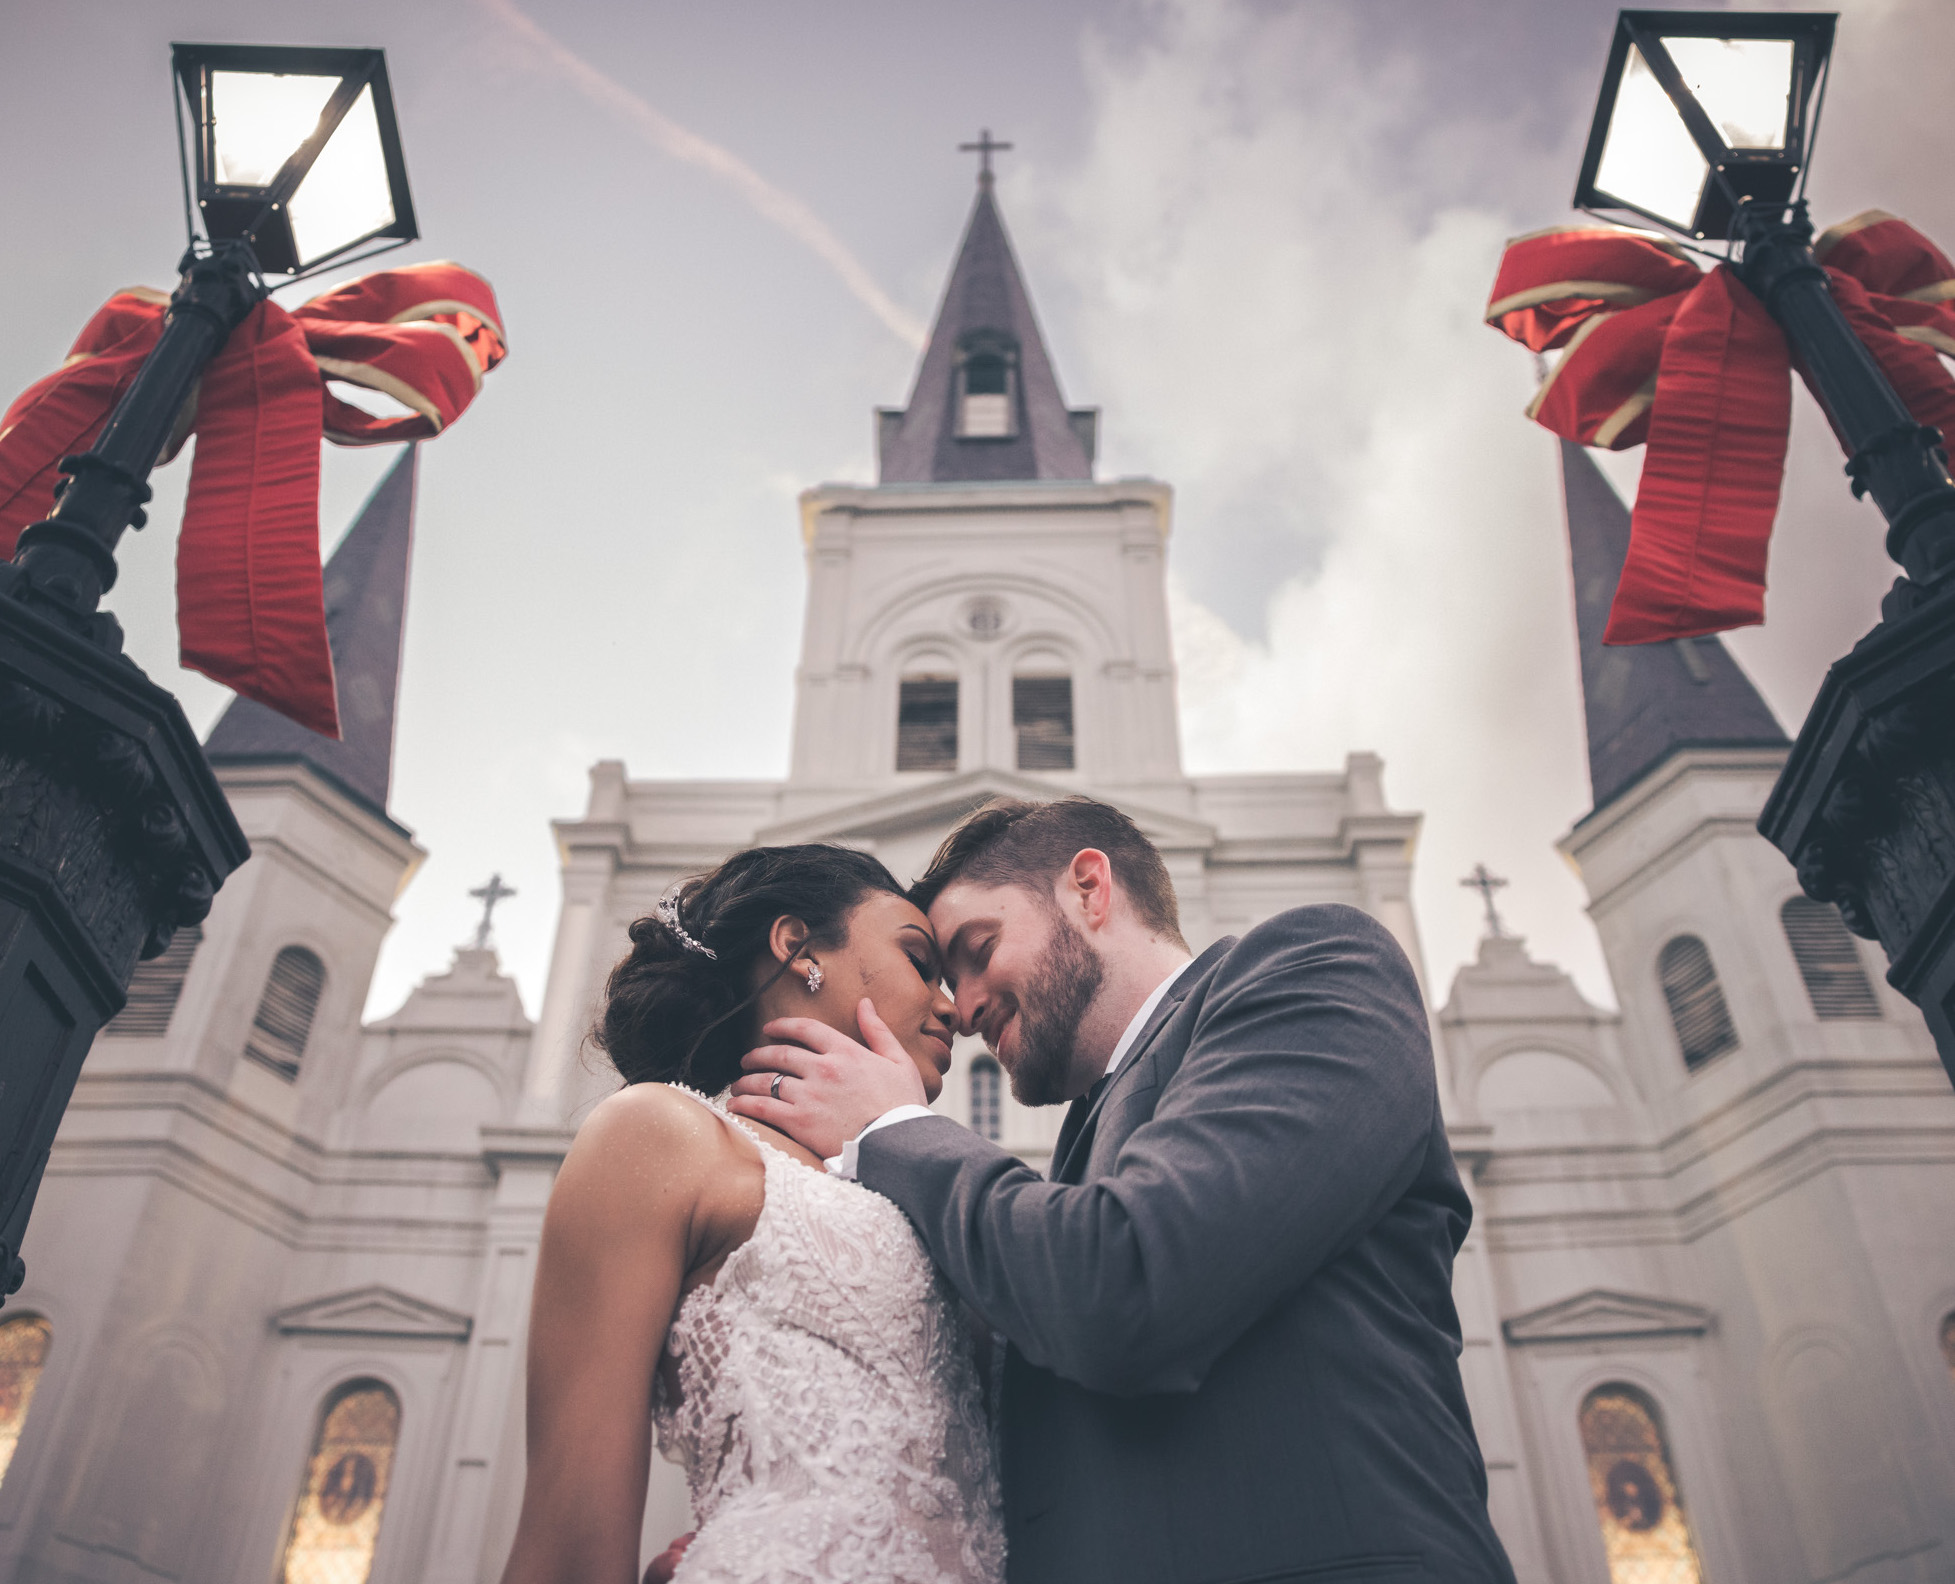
[997,914,1104,1107]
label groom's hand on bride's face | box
[728,998,928,1159]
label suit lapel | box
[1052,947,1223,1182]
[1050,1083,1100,1173]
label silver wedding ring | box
[770,1072,784,1101]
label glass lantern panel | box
[211,70,340,188]
[1594,45,1710,231]
[288,83,396,267]
[1662,36,1794,151]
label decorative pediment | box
[755,769,1218,851]
[1502,1289,1712,1346]
[272,1285,473,1342]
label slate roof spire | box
[877,163,1096,484]
[1560,441,1787,812]
[204,445,418,815]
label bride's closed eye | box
[897,926,944,988]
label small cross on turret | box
[1461,863,1511,939]
[958,128,1014,185]
[468,873,516,951]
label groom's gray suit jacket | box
[858,905,1514,1584]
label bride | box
[498,843,1004,1584]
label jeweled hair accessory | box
[655,891,718,960]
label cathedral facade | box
[3,172,1954,1584]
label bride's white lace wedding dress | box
[652,1089,1005,1584]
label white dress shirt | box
[827,955,1195,1178]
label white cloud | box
[1028,0,1621,1005]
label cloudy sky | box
[5,0,1952,1020]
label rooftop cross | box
[958,128,1014,184]
[468,873,517,951]
[1461,863,1511,938]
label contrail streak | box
[475,0,927,350]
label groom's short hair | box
[911,796,1187,946]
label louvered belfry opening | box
[955,331,1019,440]
[1657,936,1739,1070]
[1780,897,1882,1019]
[897,678,959,772]
[102,925,203,1037]
[246,947,327,1080]
[1013,676,1074,770]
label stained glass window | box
[1579,1385,1704,1584]
[280,1380,400,1584]
[0,1314,51,1488]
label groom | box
[729,796,1515,1584]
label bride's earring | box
[804,962,823,993]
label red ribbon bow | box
[1484,211,1955,644]
[0,261,507,734]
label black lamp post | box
[1574,10,1955,1083]
[0,45,417,1300]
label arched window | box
[0,1314,52,1489]
[1578,1386,1704,1584]
[1940,1312,1955,1380]
[279,1379,400,1584]
[1014,676,1075,771]
[1781,897,1881,1019]
[970,1057,1002,1142]
[103,925,203,1037]
[1657,936,1737,1070]
[246,947,326,1080]
[897,676,959,772]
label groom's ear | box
[767,915,813,968]
[1064,849,1115,931]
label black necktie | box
[1052,1074,1110,1177]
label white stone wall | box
[3,765,539,1584]
[787,479,1182,796]
[1438,746,1955,1584]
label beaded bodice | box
[652,1089,1004,1584]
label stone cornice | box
[1503,1288,1712,1345]
[272,1284,474,1341]
[800,478,1173,545]
[480,1126,574,1177]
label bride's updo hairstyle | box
[594,844,907,1095]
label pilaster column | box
[421,1127,570,1584]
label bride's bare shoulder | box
[548,1084,736,1227]
[572,1082,729,1161]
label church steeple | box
[1561,440,1787,811]
[204,445,418,814]
[877,152,1097,484]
